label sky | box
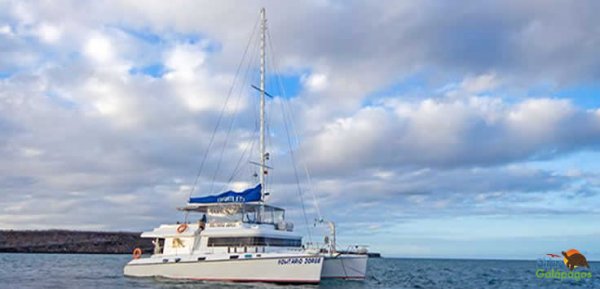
[1,0,600,260]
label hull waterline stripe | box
[149,275,320,284]
[126,255,321,266]
[322,276,366,280]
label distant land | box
[0,230,152,254]
[0,229,381,257]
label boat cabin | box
[141,202,302,257]
[181,202,292,228]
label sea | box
[0,254,598,289]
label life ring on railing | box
[177,223,188,233]
[132,248,142,259]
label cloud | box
[84,35,114,63]
[0,24,14,36]
[34,22,63,43]
[302,91,600,173]
[451,73,500,95]
[0,1,600,259]
[302,72,328,92]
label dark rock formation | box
[0,230,153,254]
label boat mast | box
[259,7,267,201]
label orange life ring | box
[132,248,142,259]
[177,223,188,233]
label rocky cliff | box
[0,230,153,254]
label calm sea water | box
[0,254,598,289]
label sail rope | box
[226,127,258,185]
[186,15,260,202]
[267,30,313,242]
[283,100,323,220]
[266,33,323,222]
[209,30,261,195]
[279,86,323,221]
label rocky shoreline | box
[0,230,152,254]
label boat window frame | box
[207,236,302,247]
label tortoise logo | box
[562,249,590,271]
[536,248,592,281]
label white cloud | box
[163,43,244,113]
[0,24,13,36]
[84,34,114,63]
[303,89,600,172]
[306,106,393,167]
[20,147,44,158]
[80,76,141,127]
[35,23,62,43]
[302,72,328,91]
[373,169,394,179]
[507,98,575,141]
[164,44,206,81]
[457,73,499,95]
[229,181,252,192]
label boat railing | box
[207,221,242,228]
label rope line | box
[209,29,261,195]
[267,30,312,242]
[186,14,260,201]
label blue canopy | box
[189,184,262,204]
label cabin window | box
[207,237,301,247]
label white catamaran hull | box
[124,255,324,284]
[322,254,368,279]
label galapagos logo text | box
[536,249,592,281]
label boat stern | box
[322,254,368,279]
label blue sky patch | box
[115,26,162,44]
[556,84,600,109]
[0,71,14,79]
[266,73,302,98]
[129,63,168,78]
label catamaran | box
[123,185,324,283]
[123,8,368,283]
